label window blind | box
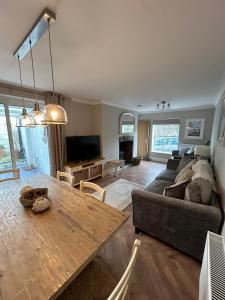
[152,119,180,125]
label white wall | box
[211,97,225,238]
[65,100,97,136]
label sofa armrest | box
[166,158,180,170]
[132,189,222,260]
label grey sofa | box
[132,161,223,260]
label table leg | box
[122,164,124,175]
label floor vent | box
[199,232,225,300]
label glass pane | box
[9,106,50,177]
[152,124,180,154]
[9,106,30,167]
[0,104,12,169]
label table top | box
[0,174,127,300]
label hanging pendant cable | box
[29,39,38,101]
[17,55,25,108]
[48,18,55,103]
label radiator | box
[199,231,225,300]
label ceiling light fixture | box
[13,8,67,126]
[42,18,68,125]
[28,39,45,126]
[16,55,32,127]
[156,100,171,110]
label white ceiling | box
[1,0,225,111]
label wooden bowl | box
[19,188,48,207]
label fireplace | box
[119,136,133,164]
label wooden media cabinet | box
[64,157,105,186]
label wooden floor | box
[58,161,200,300]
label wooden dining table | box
[0,174,128,300]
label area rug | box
[93,179,145,211]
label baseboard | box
[149,156,168,163]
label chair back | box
[0,169,20,183]
[57,171,74,186]
[107,239,141,300]
[80,180,106,202]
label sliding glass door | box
[0,102,50,177]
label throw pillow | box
[175,169,193,183]
[177,157,196,173]
[192,159,213,175]
[185,178,212,205]
[182,159,197,172]
[192,163,217,193]
[180,147,190,156]
[163,179,190,199]
[184,180,201,203]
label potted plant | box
[0,145,5,158]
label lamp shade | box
[16,108,32,127]
[42,104,68,124]
[29,103,45,126]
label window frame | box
[151,122,180,155]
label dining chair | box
[57,171,74,186]
[0,168,20,183]
[107,239,141,300]
[80,180,106,202]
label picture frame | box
[184,118,205,140]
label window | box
[122,124,135,134]
[151,123,180,154]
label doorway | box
[138,120,150,159]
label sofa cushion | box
[163,179,190,199]
[185,178,212,205]
[145,179,172,195]
[155,169,178,182]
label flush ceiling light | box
[42,18,68,125]
[16,55,32,127]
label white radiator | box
[199,231,225,300]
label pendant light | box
[16,55,32,127]
[28,39,45,126]
[42,18,68,125]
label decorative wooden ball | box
[32,197,50,213]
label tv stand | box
[64,157,105,186]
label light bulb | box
[23,115,30,126]
[34,112,44,124]
[50,110,58,120]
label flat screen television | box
[66,135,100,162]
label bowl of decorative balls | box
[19,186,50,213]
